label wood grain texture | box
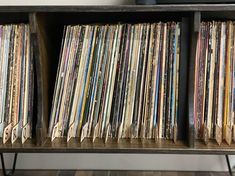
[157,0,235,3]
[29,13,50,145]
[0,138,234,154]
[0,5,235,12]
[0,170,230,176]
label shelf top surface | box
[1,4,235,12]
[2,138,235,154]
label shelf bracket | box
[0,153,18,176]
[226,155,233,176]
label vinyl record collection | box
[194,21,235,145]
[0,24,33,144]
[49,22,181,142]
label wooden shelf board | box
[1,4,235,13]
[0,138,235,154]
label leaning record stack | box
[0,24,34,144]
[194,21,235,145]
[49,22,181,143]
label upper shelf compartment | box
[0,12,28,24]
[37,12,185,26]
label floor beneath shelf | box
[0,170,230,176]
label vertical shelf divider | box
[178,17,190,145]
[29,13,50,145]
[188,11,201,148]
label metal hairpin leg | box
[0,153,18,176]
[226,155,233,176]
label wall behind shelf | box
[0,0,234,172]
[2,153,234,171]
